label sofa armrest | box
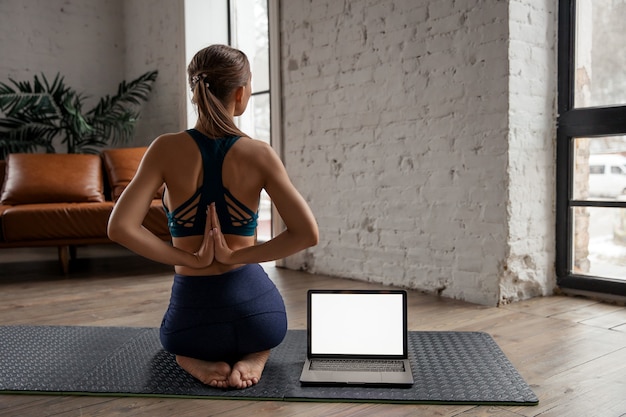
[0,160,6,193]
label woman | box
[108,44,318,389]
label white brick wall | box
[503,0,557,302]
[281,0,557,306]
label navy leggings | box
[160,264,287,363]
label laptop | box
[299,289,414,386]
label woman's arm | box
[107,139,214,268]
[212,143,319,265]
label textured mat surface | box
[0,326,537,405]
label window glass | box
[238,93,270,142]
[184,0,228,129]
[230,0,269,94]
[573,206,626,281]
[230,0,272,242]
[574,0,626,108]
[573,136,626,200]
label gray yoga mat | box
[0,325,538,405]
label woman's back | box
[155,129,268,275]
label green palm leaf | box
[0,70,158,158]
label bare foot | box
[176,355,232,388]
[228,350,271,389]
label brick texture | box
[280,0,557,305]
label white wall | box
[0,0,125,109]
[123,0,186,145]
[503,0,557,302]
[280,0,557,306]
[0,0,184,149]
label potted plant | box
[0,70,158,158]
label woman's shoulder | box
[235,137,281,163]
[139,131,199,167]
[234,136,274,156]
[146,131,196,154]
[233,137,285,176]
[152,131,192,146]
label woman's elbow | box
[304,223,319,248]
[107,218,126,244]
[287,224,318,250]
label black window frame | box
[557,0,626,295]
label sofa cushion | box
[0,200,169,242]
[0,153,105,205]
[1,202,113,241]
[102,147,164,201]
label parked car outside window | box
[589,154,626,198]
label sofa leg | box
[58,245,70,275]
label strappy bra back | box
[162,129,258,237]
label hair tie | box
[191,74,210,90]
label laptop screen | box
[308,290,407,358]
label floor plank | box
[0,245,625,417]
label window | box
[557,0,626,295]
[230,0,273,242]
[184,0,278,243]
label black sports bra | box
[162,129,258,237]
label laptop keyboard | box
[309,359,405,373]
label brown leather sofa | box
[0,147,170,273]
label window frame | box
[556,0,626,295]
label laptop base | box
[300,358,414,386]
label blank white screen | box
[310,293,404,355]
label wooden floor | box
[0,245,625,417]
